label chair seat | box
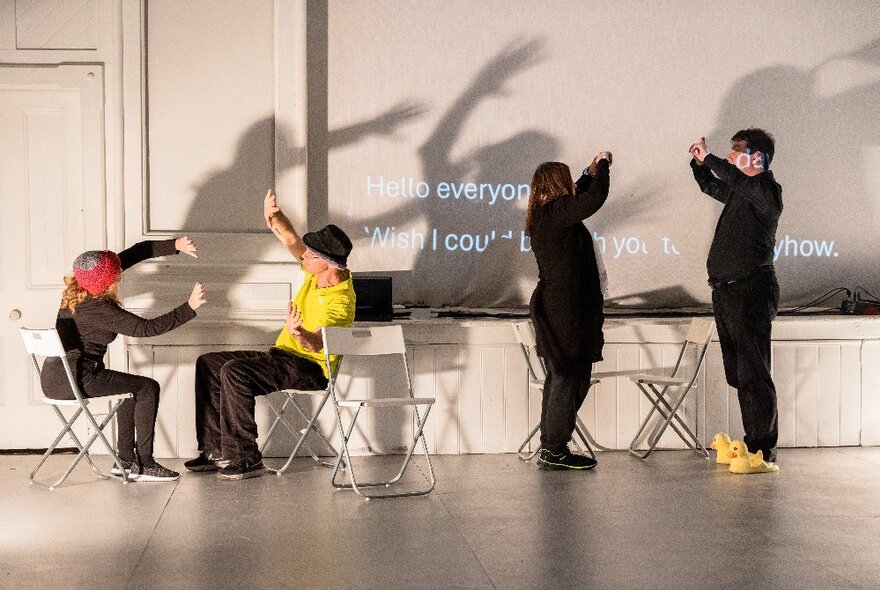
[628,373,688,386]
[337,397,435,408]
[276,388,328,396]
[42,393,133,406]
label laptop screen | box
[353,276,393,321]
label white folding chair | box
[323,325,436,499]
[259,369,341,475]
[19,328,132,489]
[627,318,715,459]
[512,320,601,461]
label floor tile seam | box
[413,460,499,590]
[123,482,180,590]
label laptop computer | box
[353,275,393,321]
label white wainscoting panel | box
[126,317,880,458]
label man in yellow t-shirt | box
[186,189,355,481]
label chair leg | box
[268,394,341,474]
[628,384,708,459]
[573,418,596,460]
[516,423,542,461]
[30,401,131,489]
[261,395,324,462]
[331,404,436,499]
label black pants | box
[712,269,780,461]
[539,357,593,454]
[194,348,328,461]
[41,357,161,464]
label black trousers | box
[711,269,780,461]
[539,357,593,454]
[194,348,328,461]
[41,357,161,464]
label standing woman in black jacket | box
[525,153,611,470]
[41,238,206,481]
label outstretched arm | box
[264,189,307,261]
[117,238,197,271]
[689,137,728,203]
[544,157,611,226]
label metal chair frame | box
[627,318,715,459]
[19,328,132,489]
[259,364,342,474]
[323,325,436,499]
[512,320,604,461]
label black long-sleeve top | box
[691,154,782,283]
[55,240,196,362]
[529,160,610,363]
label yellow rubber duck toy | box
[709,432,733,464]
[727,440,779,474]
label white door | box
[0,64,106,448]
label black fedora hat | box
[303,224,353,268]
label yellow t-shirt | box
[274,272,356,377]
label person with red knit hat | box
[41,237,207,482]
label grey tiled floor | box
[2,448,880,589]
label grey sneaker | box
[131,461,180,482]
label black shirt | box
[55,239,196,362]
[691,154,782,282]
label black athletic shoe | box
[537,448,597,471]
[217,454,267,481]
[184,451,229,472]
[110,459,137,477]
[131,461,180,482]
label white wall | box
[2,1,879,453]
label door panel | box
[0,64,105,448]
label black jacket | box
[691,155,782,282]
[528,160,610,364]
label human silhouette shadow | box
[347,39,559,308]
[703,36,880,305]
[128,104,427,317]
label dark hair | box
[731,128,775,168]
[525,162,573,235]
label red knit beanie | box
[72,250,121,295]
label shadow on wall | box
[343,39,558,308]
[705,36,880,304]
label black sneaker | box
[184,451,229,472]
[217,454,267,481]
[131,461,180,482]
[110,459,136,477]
[537,448,597,471]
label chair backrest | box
[322,325,406,356]
[20,328,66,359]
[685,318,715,346]
[321,325,412,397]
[511,320,537,348]
[669,318,716,383]
[511,320,546,382]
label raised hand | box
[588,151,613,176]
[264,189,281,229]
[285,301,303,336]
[175,235,199,258]
[188,282,207,310]
[689,137,709,162]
